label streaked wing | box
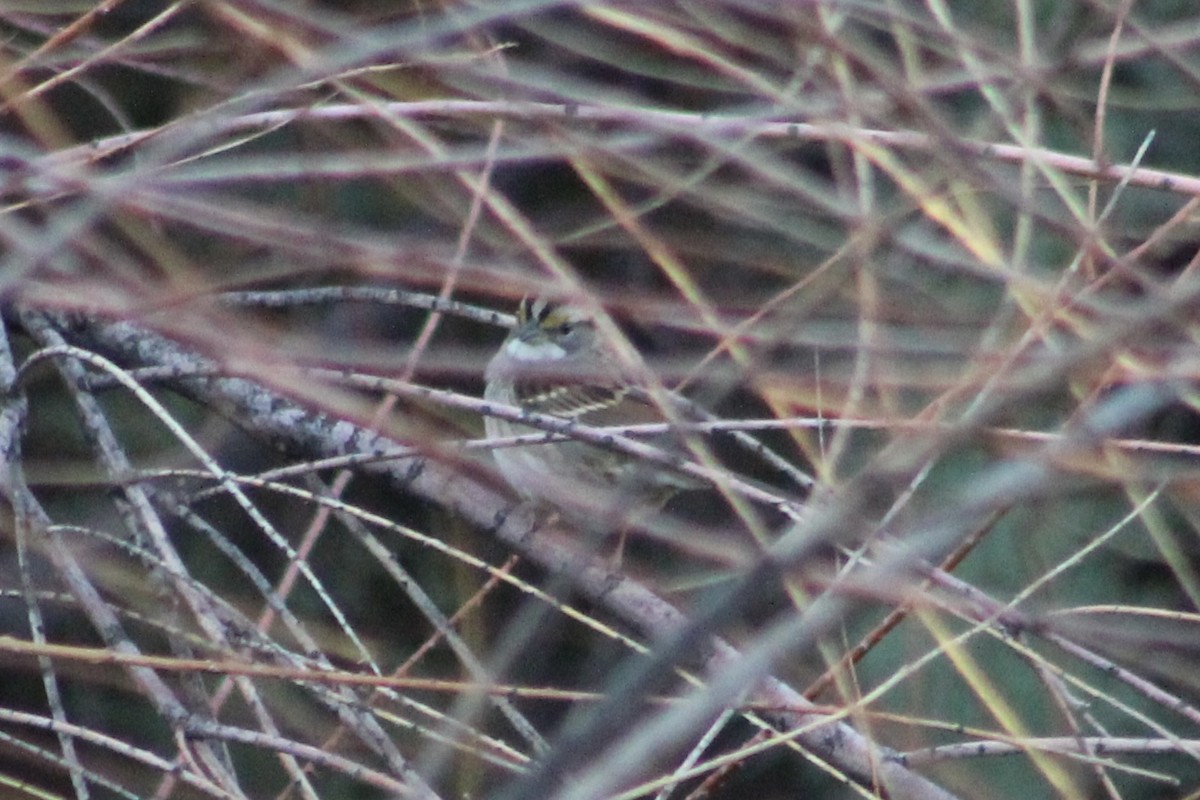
[516,378,685,429]
[514,379,630,419]
[514,380,703,490]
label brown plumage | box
[483,297,700,542]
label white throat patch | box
[506,338,566,362]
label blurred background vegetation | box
[1,1,1200,799]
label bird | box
[483,295,701,563]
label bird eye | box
[556,322,574,336]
